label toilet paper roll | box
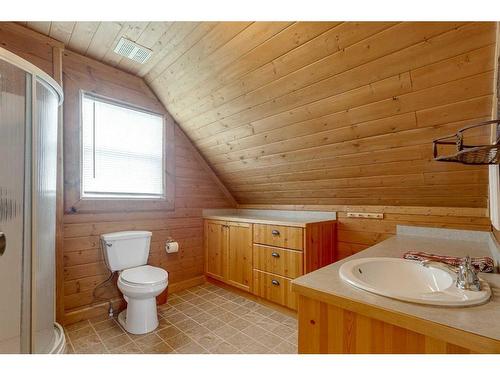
[166,241,179,253]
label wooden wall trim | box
[237,203,489,217]
[53,45,65,323]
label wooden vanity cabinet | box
[204,220,252,292]
[205,218,337,310]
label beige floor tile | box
[243,340,273,354]
[255,306,276,317]
[217,310,239,322]
[92,318,119,332]
[110,342,142,354]
[286,331,298,345]
[273,341,298,354]
[68,325,95,341]
[74,342,108,354]
[134,333,163,350]
[268,311,289,324]
[255,317,281,332]
[142,342,175,354]
[157,317,171,330]
[72,333,102,351]
[212,324,239,340]
[201,317,226,331]
[164,312,189,325]
[103,333,133,350]
[225,331,255,350]
[65,320,90,332]
[97,325,125,340]
[63,281,298,355]
[163,332,192,350]
[157,325,182,340]
[228,318,253,331]
[270,324,295,339]
[197,333,224,350]
[182,305,203,318]
[209,341,239,354]
[196,300,216,311]
[182,324,210,339]
[176,341,209,354]
[282,317,298,330]
[191,311,214,325]
[89,314,114,324]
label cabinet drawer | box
[252,270,297,310]
[253,244,303,278]
[253,224,303,250]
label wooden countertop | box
[292,232,500,343]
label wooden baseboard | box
[61,275,207,326]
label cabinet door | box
[205,220,227,280]
[227,222,252,291]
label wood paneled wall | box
[0,22,63,77]
[61,50,235,323]
[145,22,496,209]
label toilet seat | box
[119,265,168,287]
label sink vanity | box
[292,225,500,354]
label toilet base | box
[117,297,159,335]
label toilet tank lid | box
[101,231,152,241]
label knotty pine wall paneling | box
[61,50,235,324]
[149,22,496,209]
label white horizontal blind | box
[81,94,164,199]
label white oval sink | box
[339,257,491,306]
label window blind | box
[81,94,164,199]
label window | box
[81,93,165,199]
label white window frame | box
[79,92,166,201]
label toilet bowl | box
[117,265,168,334]
[99,231,169,335]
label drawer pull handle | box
[271,229,280,236]
[271,252,280,258]
[271,279,280,286]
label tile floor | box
[64,282,298,354]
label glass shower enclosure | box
[0,46,64,353]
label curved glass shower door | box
[0,47,63,354]
[0,59,28,353]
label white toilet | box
[100,231,168,335]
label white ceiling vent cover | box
[113,37,152,64]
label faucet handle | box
[456,255,481,291]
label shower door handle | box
[0,232,5,256]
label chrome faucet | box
[456,256,481,291]
[421,256,481,291]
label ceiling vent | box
[113,37,152,64]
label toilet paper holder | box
[165,238,179,253]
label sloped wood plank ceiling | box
[23,21,497,208]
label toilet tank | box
[100,231,152,272]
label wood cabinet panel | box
[204,220,227,280]
[253,223,304,250]
[253,244,303,278]
[227,222,252,291]
[296,295,500,353]
[253,270,297,310]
